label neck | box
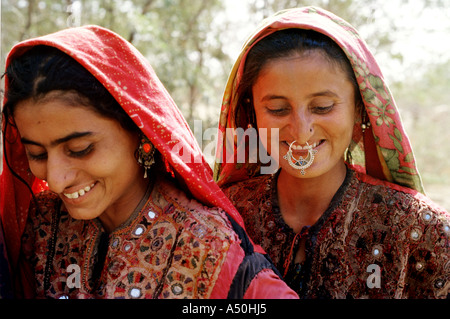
[276,161,347,233]
[99,177,151,233]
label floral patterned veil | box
[213,6,424,195]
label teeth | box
[291,142,319,151]
[64,183,95,199]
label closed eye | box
[26,145,94,161]
[265,105,290,116]
[69,144,94,158]
[27,152,47,161]
[313,105,334,114]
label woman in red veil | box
[1,25,296,299]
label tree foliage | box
[1,0,230,127]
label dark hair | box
[3,45,138,133]
[235,29,361,127]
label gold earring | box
[361,108,371,133]
[135,135,155,178]
[361,121,371,133]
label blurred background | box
[1,0,449,210]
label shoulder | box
[153,177,295,298]
[352,171,450,294]
[356,172,450,297]
[354,170,449,220]
[315,169,450,298]
[153,177,239,244]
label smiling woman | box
[0,26,297,299]
[13,97,142,229]
[214,7,450,298]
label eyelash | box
[27,144,94,161]
[69,144,94,158]
[267,108,288,115]
[313,105,334,114]
[28,153,47,161]
[266,104,334,116]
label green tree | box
[1,0,230,128]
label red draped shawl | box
[1,25,279,298]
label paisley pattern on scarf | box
[22,177,236,299]
[223,167,450,298]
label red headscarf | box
[1,25,247,273]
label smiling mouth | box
[63,183,96,199]
[287,140,325,151]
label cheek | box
[91,151,135,179]
[326,111,355,148]
[93,141,140,181]
[28,162,47,181]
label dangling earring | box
[361,121,371,133]
[135,134,155,178]
[243,96,256,129]
[361,109,371,133]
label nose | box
[290,109,314,145]
[45,153,76,194]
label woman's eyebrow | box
[21,131,93,147]
[306,90,339,99]
[260,94,288,102]
[260,90,339,102]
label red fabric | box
[363,125,386,181]
[209,237,244,298]
[243,270,298,299]
[1,25,264,291]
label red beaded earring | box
[136,135,155,178]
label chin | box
[65,206,102,221]
[279,158,323,178]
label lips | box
[63,183,95,199]
[288,140,325,151]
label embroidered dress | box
[23,177,240,299]
[1,26,297,299]
[213,7,450,298]
[224,167,450,298]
